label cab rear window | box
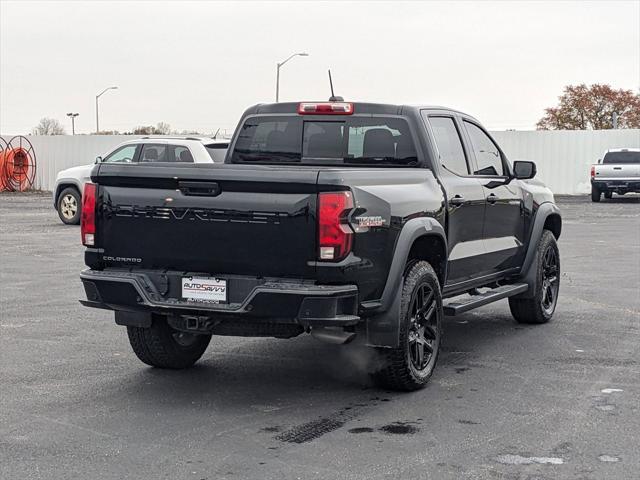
[230,116,418,166]
[603,151,640,164]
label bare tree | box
[131,126,154,135]
[31,117,66,135]
[175,129,204,135]
[155,122,171,135]
[131,122,172,135]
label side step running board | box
[443,283,529,316]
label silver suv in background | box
[590,148,640,202]
[53,137,229,224]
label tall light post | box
[275,52,308,102]
[66,113,79,135]
[95,86,118,133]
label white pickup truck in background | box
[590,148,640,202]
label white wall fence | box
[1,135,145,192]
[2,130,639,194]
[491,129,639,195]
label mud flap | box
[364,285,402,348]
[115,311,152,328]
[512,249,539,299]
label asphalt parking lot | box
[1,192,639,480]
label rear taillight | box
[81,183,97,246]
[590,165,596,178]
[298,102,354,115]
[318,191,354,261]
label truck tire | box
[373,261,443,391]
[591,185,601,202]
[509,230,560,324]
[57,187,81,225]
[127,318,211,369]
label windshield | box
[230,115,418,166]
[603,151,640,164]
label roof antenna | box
[328,69,344,102]
[212,127,220,139]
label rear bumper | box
[592,179,640,192]
[79,269,359,327]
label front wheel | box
[127,317,211,369]
[591,185,601,202]
[509,230,560,324]
[373,261,443,391]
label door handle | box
[178,181,221,197]
[613,167,622,170]
[449,195,465,206]
[486,193,498,204]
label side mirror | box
[95,156,102,164]
[513,160,536,180]
[597,158,602,164]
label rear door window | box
[172,145,194,163]
[139,144,168,163]
[231,116,418,166]
[427,116,469,176]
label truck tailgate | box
[95,164,319,278]
[595,163,640,179]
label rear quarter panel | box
[316,168,445,301]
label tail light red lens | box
[298,102,354,115]
[81,183,97,246]
[318,191,354,261]
[590,165,596,178]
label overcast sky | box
[1,0,638,135]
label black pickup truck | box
[79,101,561,390]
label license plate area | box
[181,276,227,303]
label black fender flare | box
[364,217,447,348]
[515,202,561,298]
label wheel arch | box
[364,217,447,348]
[516,202,561,299]
[55,181,82,206]
[407,234,447,287]
[544,212,562,239]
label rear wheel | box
[57,187,81,224]
[591,185,601,202]
[373,261,442,391]
[509,230,560,324]
[127,317,211,369]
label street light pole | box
[95,86,118,133]
[66,113,79,135]
[275,52,309,102]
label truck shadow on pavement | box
[102,310,537,408]
[595,195,639,203]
